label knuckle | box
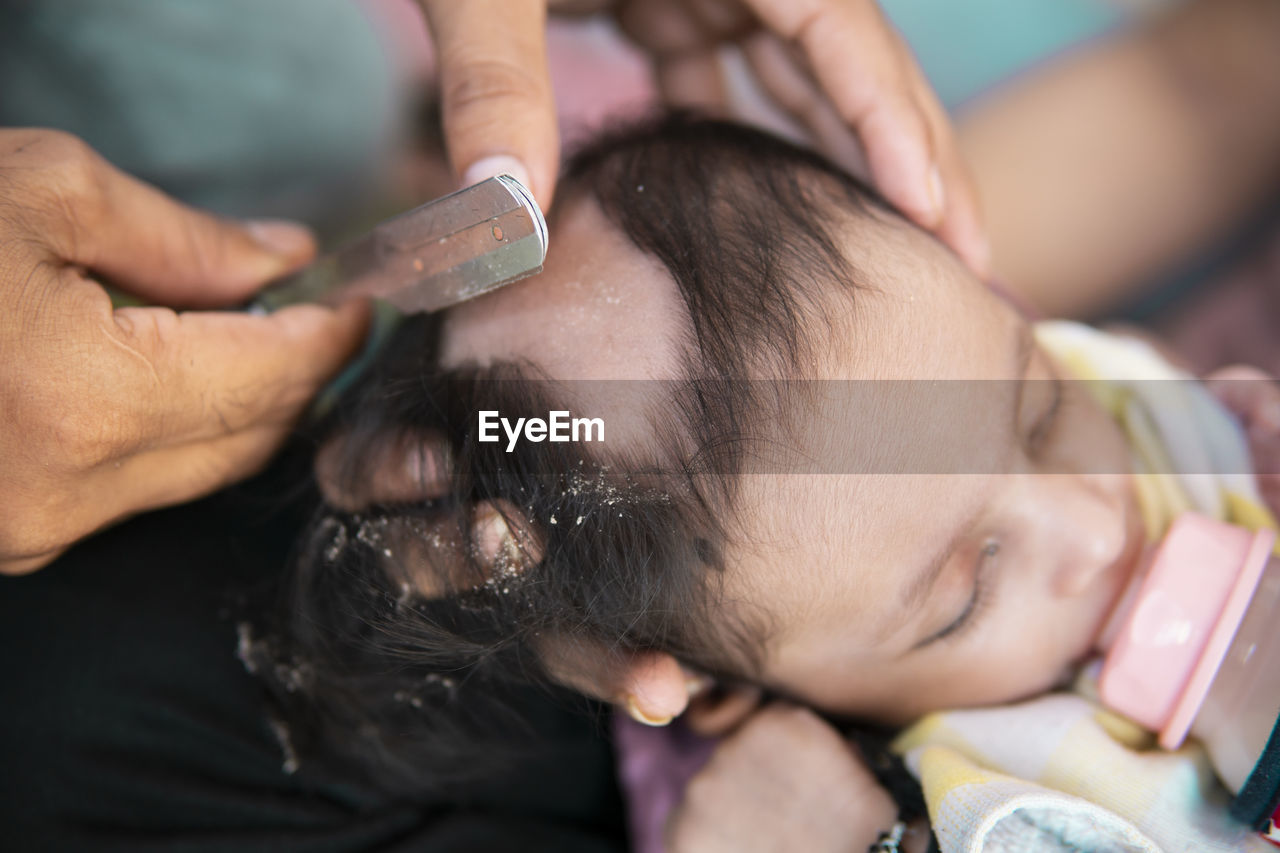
[1,327,137,472]
[18,378,138,472]
[1,128,86,174]
[441,56,548,127]
[43,400,133,469]
[27,131,103,202]
[783,4,831,46]
[37,129,98,176]
[57,270,115,321]
[903,107,937,153]
[0,129,107,253]
[112,304,174,356]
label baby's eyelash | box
[934,540,1000,643]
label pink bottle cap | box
[1099,512,1274,750]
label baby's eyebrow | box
[893,324,1034,617]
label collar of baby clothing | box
[893,320,1278,853]
[1034,320,1275,538]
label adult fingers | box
[618,0,741,111]
[418,0,559,207]
[0,550,68,577]
[654,49,732,114]
[4,419,301,577]
[90,423,292,552]
[314,429,453,511]
[668,702,899,853]
[3,128,315,307]
[744,0,988,273]
[1205,365,1280,508]
[108,300,371,449]
[745,1,933,217]
[35,302,371,554]
[0,129,365,574]
[738,32,986,274]
[617,0,754,57]
[1204,365,1280,435]
[738,33,868,178]
[911,67,990,276]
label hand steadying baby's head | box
[283,117,1144,785]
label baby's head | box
[285,117,1144,780]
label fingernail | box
[245,219,314,256]
[927,165,945,223]
[625,695,673,727]
[463,155,532,193]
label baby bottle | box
[1098,511,1280,833]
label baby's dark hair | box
[256,115,893,794]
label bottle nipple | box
[1098,512,1274,748]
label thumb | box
[48,140,315,307]
[113,300,373,449]
[419,0,559,207]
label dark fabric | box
[1232,707,1280,831]
[0,452,625,852]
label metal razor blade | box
[252,174,547,314]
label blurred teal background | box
[0,0,1131,223]
[0,0,397,227]
[883,0,1124,109]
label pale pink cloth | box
[359,2,656,138]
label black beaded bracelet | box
[868,820,906,853]
[869,819,942,853]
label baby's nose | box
[1040,473,1131,598]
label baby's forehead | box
[439,199,689,382]
[438,173,1012,457]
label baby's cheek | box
[974,605,1087,700]
[1025,598,1106,690]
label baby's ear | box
[537,644,760,731]
[609,655,763,733]
[616,652,695,727]
[537,644,695,727]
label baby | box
[269,115,1279,846]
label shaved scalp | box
[256,116,899,794]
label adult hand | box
[0,129,370,575]
[1204,365,1280,514]
[665,702,920,853]
[416,0,989,276]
